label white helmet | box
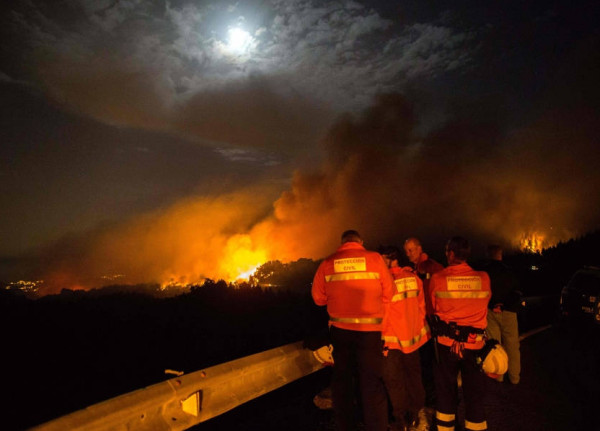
[478,340,508,377]
[313,344,334,366]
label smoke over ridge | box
[34,94,600,293]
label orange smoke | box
[35,95,600,294]
[36,187,283,292]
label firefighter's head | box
[341,230,363,245]
[445,236,470,264]
[487,244,503,261]
[378,245,399,268]
[404,237,422,265]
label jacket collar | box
[337,241,366,252]
[445,261,471,271]
[418,253,430,264]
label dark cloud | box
[173,75,333,152]
[1,0,477,134]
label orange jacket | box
[429,262,491,350]
[382,267,430,353]
[312,242,394,332]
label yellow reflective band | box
[465,420,488,430]
[330,317,383,324]
[436,411,456,422]
[394,277,418,293]
[436,410,456,431]
[383,325,430,347]
[435,291,490,299]
[391,290,419,302]
[325,272,381,282]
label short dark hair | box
[446,236,470,261]
[487,244,503,258]
[341,230,362,243]
[378,245,399,261]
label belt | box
[330,317,383,324]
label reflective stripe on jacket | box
[312,242,394,332]
[381,267,430,353]
[430,262,490,350]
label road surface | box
[196,322,599,431]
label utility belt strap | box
[330,317,383,324]
[431,316,485,343]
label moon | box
[226,27,253,54]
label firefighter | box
[404,237,444,314]
[312,230,394,431]
[429,237,491,431]
[484,244,521,384]
[379,246,430,431]
[404,237,444,425]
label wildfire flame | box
[155,234,267,287]
[519,232,546,253]
[236,265,261,281]
[221,234,268,281]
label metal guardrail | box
[29,341,325,431]
[519,324,552,341]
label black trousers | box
[383,348,425,427]
[330,326,388,431]
[433,343,487,430]
[420,336,437,407]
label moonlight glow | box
[226,27,253,54]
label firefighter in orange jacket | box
[380,246,430,431]
[312,230,394,431]
[429,237,491,431]
[404,237,444,315]
[404,237,444,424]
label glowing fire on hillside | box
[220,234,268,281]
[156,233,268,288]
[519,232,546,253]
[236,265,261,281]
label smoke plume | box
[35,94,600,293]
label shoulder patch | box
[394,277,418,293]
[447,276,482,291]
[334,257,366,273]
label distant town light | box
[5,279,44,292]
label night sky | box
[1,0,599,290]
